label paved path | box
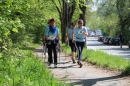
[35,46,130,86]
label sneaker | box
[73,60,76,64]
[77,61,79,65]
[79,63,83,68]
[48,63,52,66]
[54,64,57,68]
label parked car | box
[109,37,120,45]
[98,36,104,42]
[128,41,130,48]
[103,37,111,44]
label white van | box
[95,30,102,36]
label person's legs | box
[80,42,85,59]
[48,45,53,65]
[70,42,76,63]
[75,41,84,68]
[52,44,57,67]
[75,42,81,62]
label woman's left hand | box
[81,31,88,36]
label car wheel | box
[129,46,130,48]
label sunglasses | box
[79,23,83,24]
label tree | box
[96,0,130,43]
[51,0,77,43]
[51,0,89,43]
[0,0,59,51]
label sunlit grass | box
[61,44,130,75]
[0,43,70,86]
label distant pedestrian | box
[45,18,60,68]
[66,23,76,63]
[72,19,88,68]
[119,32,124,48]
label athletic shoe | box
[48,63,52,66]
[79,63,83,68]
[77,61,79,65]
[54,64,57,68]
[73,60,76,64]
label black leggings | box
[75,41,85,60]
[69,40,76,52]
[47,44,57,64]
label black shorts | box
[69,40,76,52]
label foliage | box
[51,0,91,43]
[96,0,130,43]
[0,0,60,51]
[0,44,69,86]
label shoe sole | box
[79,63,83,68]
[77,62,79,65]
[54,64,57,68]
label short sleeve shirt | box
[74,26,87,42]
[45,26,59,37]
[45,26,59,40]
[68,29,74,40]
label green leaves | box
[12,28,18,33]
[0,46,68,86]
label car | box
[90,31,95,37]
[128,41,130,48]
[103,36,108,44]
[103,37,111,44]
[95,30,102,37]
[98,36,104,42]
[109,37,120,45]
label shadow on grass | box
[68,74,126,86]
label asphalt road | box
[87,37,130,59]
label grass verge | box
[0,43,69,86]
[62,44,130,75]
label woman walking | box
[45,18,60,68]
[66,23,76,63]
[72,20,88,68]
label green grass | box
[62,44,130,75]
[62,44,71,55]
[0,43,69,86]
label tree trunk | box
[79,1,87,26]
[61,1,76,43]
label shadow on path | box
[69,74,125,86]
[34,48,43,52]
